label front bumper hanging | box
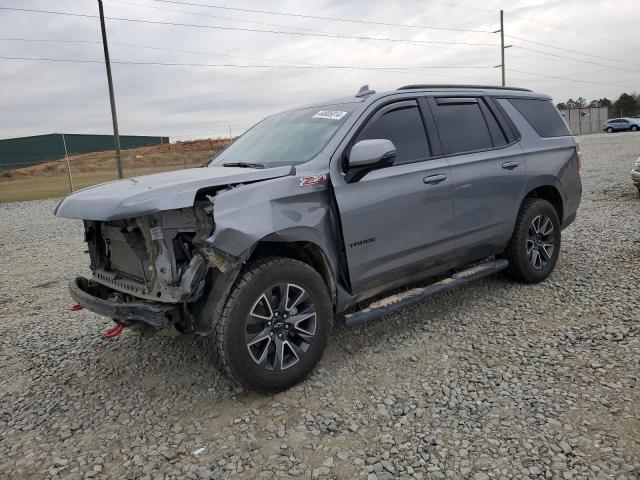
[69,277,177,329]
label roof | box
[260,84,548,119]
[397,84,532,92]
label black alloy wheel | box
[245,283,317,371]
[210,258,333,394]
[526,214,555,270]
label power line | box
[512,45,640,74]
[108,0,354,36]
[143,0,495,33]
[0,6,499,49]
[185,0,639,76]
[506,34,640,67]
[0,55,513,86]
[505,11,628,49]
[0,38,494,72]
[408,1,639,68]
[0,55,495,73]
[106,0,492,57]
[3,4,635,90]
[507,69,633,89]
[9,55,625,89]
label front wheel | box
[210,258,333,393]
[606,127,614,133]
[502,198,561,283]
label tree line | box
[556,92,640,117]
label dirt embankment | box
[1,138,231,180]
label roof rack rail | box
[397,84,532,92]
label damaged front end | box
[72,201,241,335]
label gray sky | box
[0,0,638,140]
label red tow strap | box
[103,324,124,338]
[102,325,124,338]
[70,303,124,337]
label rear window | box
[430,100,493,155]
[508,98,570,138]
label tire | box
[210,257,333,393]
[631,125,639,132]
[502,198,561,283]
[606,127,614,133]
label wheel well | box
[247,241,337,304]
[524,186,563,221]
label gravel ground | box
[1,132,639,480]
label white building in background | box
[558,107,609,135]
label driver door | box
[331,98,455,295]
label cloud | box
[0,0,637,140]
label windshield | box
[208,105,354,168]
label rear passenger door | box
[426,96,525,263]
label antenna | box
[356,85,376,97]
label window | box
[480,101,508,148]
[508,98,570,138]
[430,99,493,155]
[355,103,429,165]
[208,104,354,167]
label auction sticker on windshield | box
[313,110,348,120]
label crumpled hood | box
[54,165,294,221]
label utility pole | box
[98,0,123,179]
[500,10,505,86]
[494,10,512,87]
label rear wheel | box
[502,198,561,283]
[631,125,639,132]
[210,258,333,393]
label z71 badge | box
[299,174,328,187]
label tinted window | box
[480,101,508,148]
[431,100,493,155]
[508,98,570,138]
[356,104,429,164]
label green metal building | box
[0,133,170,172]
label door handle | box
[423,174,447,185]
[502,161,519,170]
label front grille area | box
[93,269,147,296]
[84,206,213,304]
[101,225,150,282]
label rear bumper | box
[69,277,177,329]
[631,170,640,188]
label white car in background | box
[603,117,640,133]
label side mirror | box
[348,139,397,169]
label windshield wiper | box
[222,162,265,169]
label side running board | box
[343,259,509,328]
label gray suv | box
[55,84,582,393]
